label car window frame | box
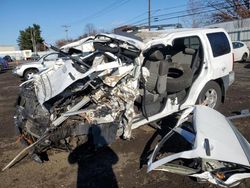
[43,53,59,62]
[232,42,244,49]
[238,42,244,48]
[232,42,239,49]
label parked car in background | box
[0,57,9,71]
[13,52,64,80]
[29,53,40,61]
[232,41,249,62]
[3,55,13,62]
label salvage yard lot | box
[0,62,250,188]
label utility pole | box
[148,0,151,31]
[30,29,37,54]
[62,25,70,41]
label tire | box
[24,69,38,80]
[167,64,193,93]
[196,81,222,109]
[241,53,248,62]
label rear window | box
[207,32,231,57]
[184,36,200,50]
[44,53,58,61]
[232,42,244,49]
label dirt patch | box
[0,71,21,138]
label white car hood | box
[148,105,250,172]
[193,106,250,166]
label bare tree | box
[207,0,250,23]
[55,39,74,48]
[84,23,97,36]
[55,23,105,47]
[182,0,207,28]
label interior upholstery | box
[144,50,168,95]
[170,37,202,76]
[141,50,169,116]
[171,47,197,67]
[148,50,164,61]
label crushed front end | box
[12,34,143,163]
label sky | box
[0,0,187,47]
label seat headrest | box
[148,50,164,61]
[173,38,185,50]
[184,48,196,55]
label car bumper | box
[222,71,235,92]
[12,68,23,77]
[228,71,235,86]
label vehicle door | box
[42,53,59,68]
[205,31,233,79]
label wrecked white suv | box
[10,29,234,170]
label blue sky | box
[0,0,187,47]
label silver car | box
[13,52,62,80]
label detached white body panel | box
[60,36,95,53]
[148,106,250,187]
[193,106,249,166]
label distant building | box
[0,45,32,60]
[208,18,250,47]
[0,45,16,52]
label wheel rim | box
[201,89,218,108]
[26,72,34,80]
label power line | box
[67,0,131,26]
[119,2,194,27]
[130,1,245,26]
[52,1,132,44]
[114,8,163,29]
[119,11,148,26]
[129,1,227,26]
[135,3,246,26]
